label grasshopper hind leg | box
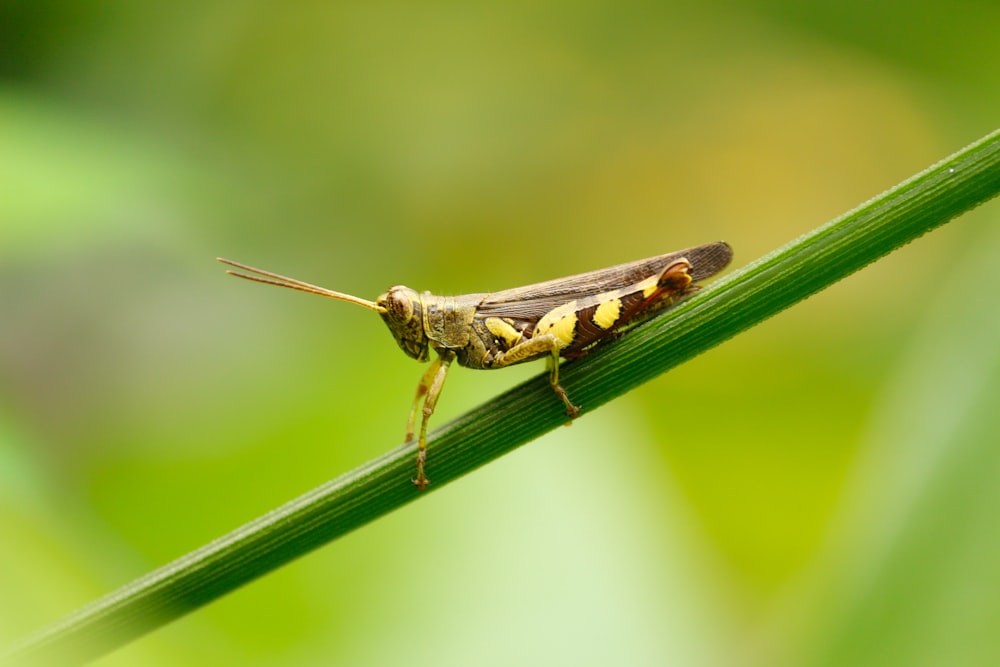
[406,350,455,490]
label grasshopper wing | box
[475,241,732,321]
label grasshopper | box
[218,241,731,489]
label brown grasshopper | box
[218,241,732,489]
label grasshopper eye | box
[379,286,415,323]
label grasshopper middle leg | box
[546,348,580,419]
[492,333,581,418]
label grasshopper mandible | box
[218,241,732,489]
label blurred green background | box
[2,2,999,665]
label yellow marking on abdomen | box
[640,276,660,299]
[535,301,578,349]
[592,297,622,330]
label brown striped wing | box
[475,241,732,321]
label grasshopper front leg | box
[406,349,455,490]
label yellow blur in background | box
[2,3,999,666]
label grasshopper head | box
[377,286,430,362]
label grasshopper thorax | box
[377,285,430,362]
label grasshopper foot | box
[413,448,430,490]
[553,384,581,419]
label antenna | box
[217,258,385,313]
